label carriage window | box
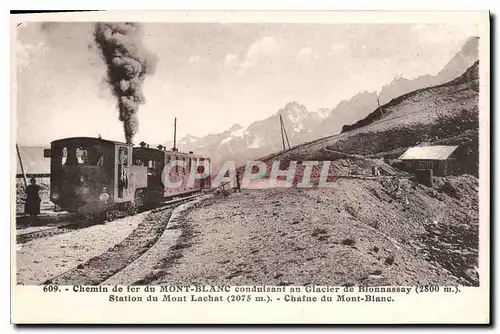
[118,147,129,166]
[85,146,104,166]
[78,148,86,164]
[145,159,161,175]
[61,147,67,165]
[95,153,104,166]
[187,158,192,173]
[66,147,78,166]
[149,159,157,173]
[191,158,196,173]
[59,145,104,167]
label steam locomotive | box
[44,137,211,221]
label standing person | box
[234,170,241,193]
[24,177,41,225]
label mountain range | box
[164,36,479,170]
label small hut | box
[398,145,459,177]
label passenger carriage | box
[133,144,211,204]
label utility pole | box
[377,95,384,117]
[16,143,27,187]
[279,115,291,151]
[283,119,291,150]
[279,115,286,151]
[172,117,178,152]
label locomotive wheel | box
[127,202,138,216]
[133,190,145,213]
[106,211,117,222]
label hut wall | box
[402,159,453,176]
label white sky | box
[15,22,476,146]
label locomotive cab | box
[47,137,147,216]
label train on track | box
[43,136,211,221]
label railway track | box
[44,193,205,285]
[17,223,80,244]
[151,193,201,213]
[16,193,202,245]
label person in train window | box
[65,147,78,166]
[81,149,89,165]
[24,177,41,225]
[147,160,154,175]
[119,147,128,166]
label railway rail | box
[16,193,202,245]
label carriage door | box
[117,146,130,200]
[198,158,205,189]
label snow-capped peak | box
[229,124,243,131]
[312,108,331,120]
[279,101,310,124]
[220,124,247,145]
[180,134,200,144]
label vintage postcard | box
[11,10,490,324]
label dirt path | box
[103,198,206,285]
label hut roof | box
[398,145,458,161]
[16,146,50,174]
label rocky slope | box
[142,176,478,286]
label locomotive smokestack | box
[93,22,158,144]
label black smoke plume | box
[94,23,157,144]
